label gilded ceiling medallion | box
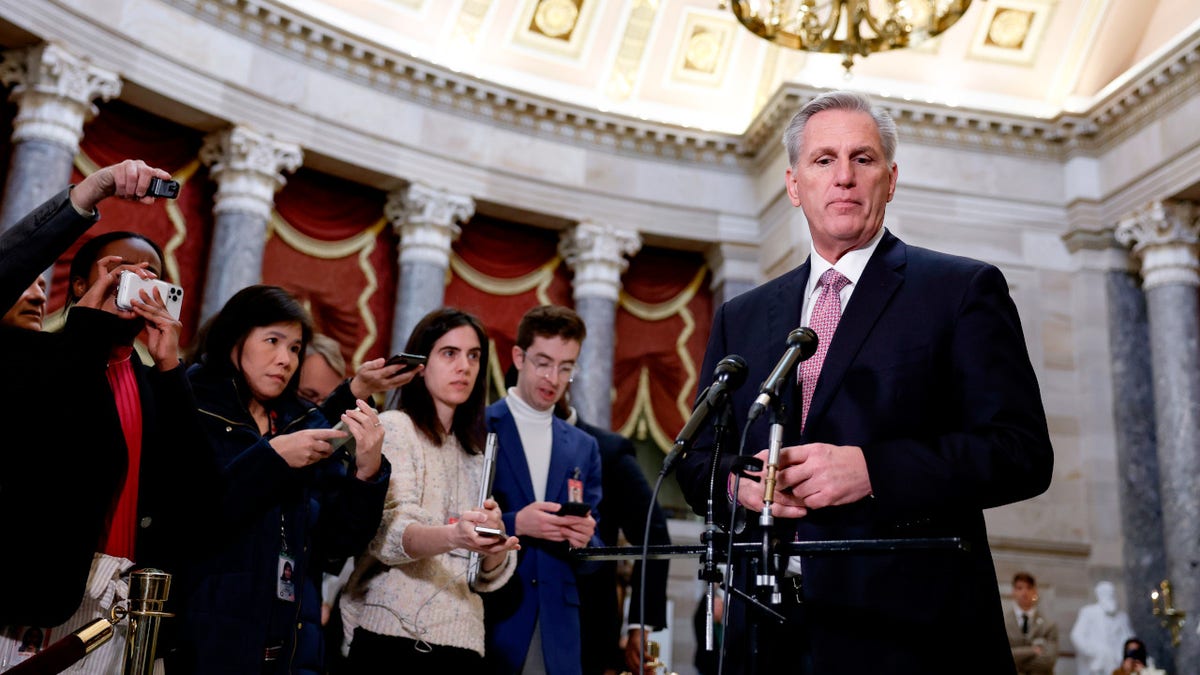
[986,8,1033,49]
[533,0,581,39]
[685,29,721,74]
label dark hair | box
[514,305,586,350]
[68,231,166,302]
[1012,571,1036,587]
[396,308,489,453]
[189,285,314,401]
[1123,638,1147,663]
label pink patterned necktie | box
[800,268,850,431]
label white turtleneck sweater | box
[506,387,554,502]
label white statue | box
[1070,581,1134,675]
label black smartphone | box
[385,352,427,373]
[555,502,591,517]
[474,525,503,537]
[146,177,180,199]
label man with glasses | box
[485,305,602,675]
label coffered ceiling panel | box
[275,0,1200,131]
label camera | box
[115,271,184,320]
[146,177,180,199]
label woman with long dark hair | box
[340,308,519,671]
[176,285,391,674]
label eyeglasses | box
[520,350,576,382]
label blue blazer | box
[484,399,603,675]
[676,231,1053,674]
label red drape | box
[265,168,397,368]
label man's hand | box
[624,627,656,675]
[349,357,422,399]
[734,443,872,517]
[70,160,173,213]
[514,501,595,547]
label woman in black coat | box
[173,285,391,674]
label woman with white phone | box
[340,308,520,671]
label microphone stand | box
[755,387,785,608]
[700,401,733,653]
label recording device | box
[555,501,591,517]
[746,327,819,422]
[385,352,427,372]
[115,271,184,321]
[468,433,500,587]
[146,177,180,199]
[660,355,748,476]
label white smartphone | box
[329,420,357,455]
[115,271,184,320]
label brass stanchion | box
[5,568,172,675]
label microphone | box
[660,355,748,476]
[746,327,818,422]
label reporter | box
[0,238,212,630]
[176,285,390,675]
[340,308,518,671]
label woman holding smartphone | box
[176,285,391,675]
[340,308,519,671]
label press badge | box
[277,553,296,602]
[568,467,583,503]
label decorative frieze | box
[161,0,1200,166]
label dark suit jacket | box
[0,189,96,311]
[575,419,670,674]
[0,309,214,627]
[484,399,603,675]
[676,231,1053,674]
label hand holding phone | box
[115,271,184,320]
[385,352,427,373]
[328,420,356,455]
[555,501,591,517]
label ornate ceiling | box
[276,0,1200,133]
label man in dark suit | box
[573,413,670,674]
[675,90,1053,674]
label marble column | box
[559,221,641,428]
[1115,200,1200,671]
[385,182,474,353]
[706,242,759,307]
[1105,267,1171,667]
[0,43,120,232]
[197,126,302,322]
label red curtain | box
[265,168,397,370]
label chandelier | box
[721,0,975,72]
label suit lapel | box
[493,402,537,505]
[804,232,906,434]
[545,419,574,503]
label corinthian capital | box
[385,182,475,267]
[200,126,303,218]
[1115,200,1200,289]
[0,43,121,150]
[559,221,642,301]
